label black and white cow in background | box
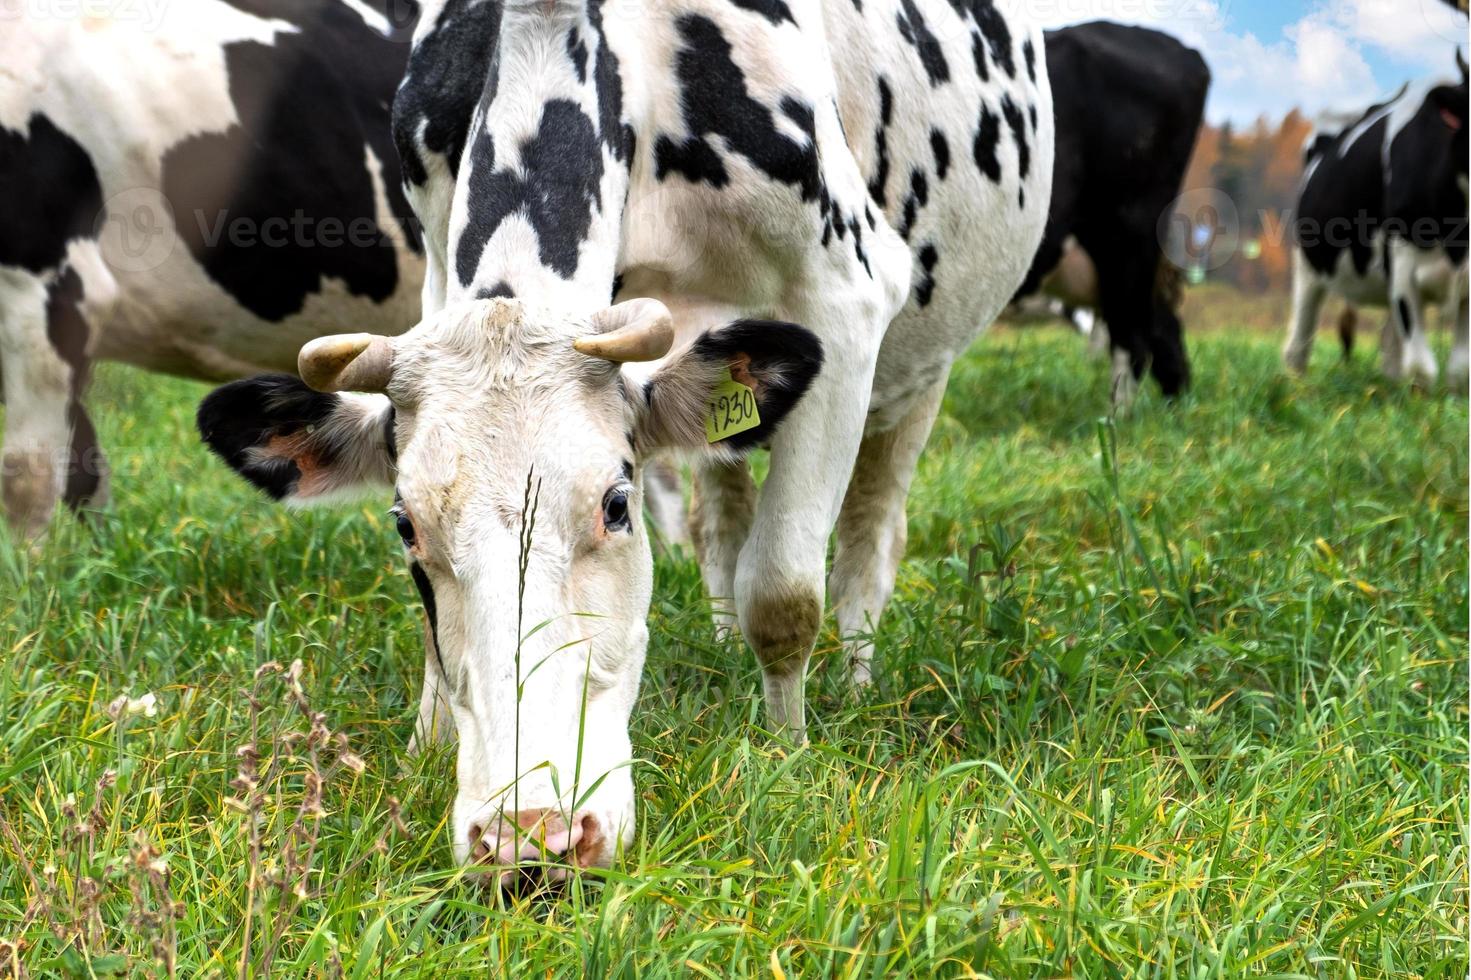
[1013,21,1210,407]
[0,0,424,537]
[1284,57,1469,387]
[200,0,1054,875]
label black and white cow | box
[1014,21,1210,406]
[0,0,424,537]
[1284,58,1469,387]
[199,0,1054,873]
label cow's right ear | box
[632,319,825,457]
[197,374,395,504]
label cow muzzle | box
[468,808,608,889]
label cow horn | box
[573,298,675,363]
[298,333,395,393]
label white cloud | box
[1016,0,1225,40]
[1327,0,1466,63]
[1292,18,1365,93]
[1010,0,1463,125]
[1191,27,1376,125]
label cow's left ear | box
[197,374,396,504]
[633,319,824,455]
[1430,84,1466,131]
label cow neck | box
[453,0,630,315]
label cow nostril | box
[468,822,490,863]
[572,813,604,867]
[577,813,600,840]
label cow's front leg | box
[735,337,875,743]
[1446,269,1469,393]
[1378,311,1404,380]
[1090,245,1153,410]
[1390,239,1438,386]
[409,631,457,753]
[1,268,104,538]
[1083,313,1110,360]
[643,458,690,551]
[829,372,947,686]
[689,458,755,634]
[1283,249,1326,375]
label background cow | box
[0,0,424,537]
[1283,60,1469,387]
[201,0,1055,874]
[1013,21,1210,407]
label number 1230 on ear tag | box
[705,368,762,443]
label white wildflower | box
[108,692,159,719]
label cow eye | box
[601,486,631,532]
[393,509,416,546]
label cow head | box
[198,297,821,878]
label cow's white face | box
[389,300,655,872]
[198,297,822,878]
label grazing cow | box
[1283,61,1469,387]
[0,0,424,537]
[200,0,1054,874]
[1014,21,1210,406]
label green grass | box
[1,324,1467,977]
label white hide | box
[0,3,423,380]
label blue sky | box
[1029,0,1467,124]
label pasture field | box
[1,319,1467,977]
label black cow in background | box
[1014,21,1210,407]
[1283,56,1468,388]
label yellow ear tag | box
[705,368,762,443]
